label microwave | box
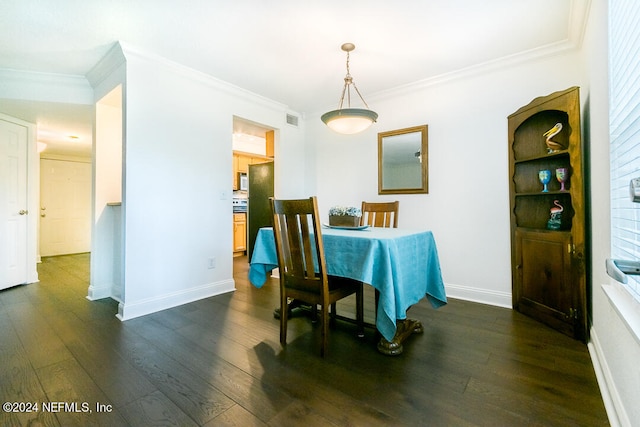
[238,173,248,191]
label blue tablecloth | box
[249,226,447,342]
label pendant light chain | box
[351,82,371,110]
[337,49,371,110]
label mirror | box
[378,125,428,194]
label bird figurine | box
[543,122,565,153]
[547,200,564,230]
[550,199,564,215]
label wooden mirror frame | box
[378,125,428,194]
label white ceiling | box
[0,0,589,157]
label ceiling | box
[0,0,589,157]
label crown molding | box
[568,0,592,49]
[0,68,93,104]
[312,0,592,117]
[371,39,580,105]
[117,42,290,113]
[85,42,126,91]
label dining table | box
[248,225,447,355]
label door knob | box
[19,210,28,215]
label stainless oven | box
[232,196,247,213]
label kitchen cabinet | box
[237,155,250,174]
[233,213,247,255]
[233,151,272,190]
[508,86,587,341]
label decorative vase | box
[329,215,360,227]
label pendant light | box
[321,43,378,134]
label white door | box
[0,119,28,290]
[40,159,92,256]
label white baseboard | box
[115,279,235,321]
[86,283,113,301]
[588,327,627,427]
[445,283,512,308]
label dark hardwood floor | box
[0,253,609,426]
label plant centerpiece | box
[329,205,362,227]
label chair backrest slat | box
[271,197,327,293]
[284,213,304,275]
[361,201,399,228]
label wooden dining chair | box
[270,196,364,357]
[360,201,399,228]
[360,201,399,319]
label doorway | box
[0,117,29,290]
[90,85,123,303]
[39,158,92,256]
[232,117,275,260]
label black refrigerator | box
[247,161,274,260]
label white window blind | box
[610,0,640,302]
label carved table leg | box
[376,319,423,356]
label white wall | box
[581,0,640,425]
[306,51,583,307]
[114,45,305,319]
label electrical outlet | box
[207,257,216,269]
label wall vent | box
[286,113,299,127]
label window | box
[610,0,640,302]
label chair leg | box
[320,303,329,357]
[330,302,337,327]
[280,293,288,347]
[356,284,365,338]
